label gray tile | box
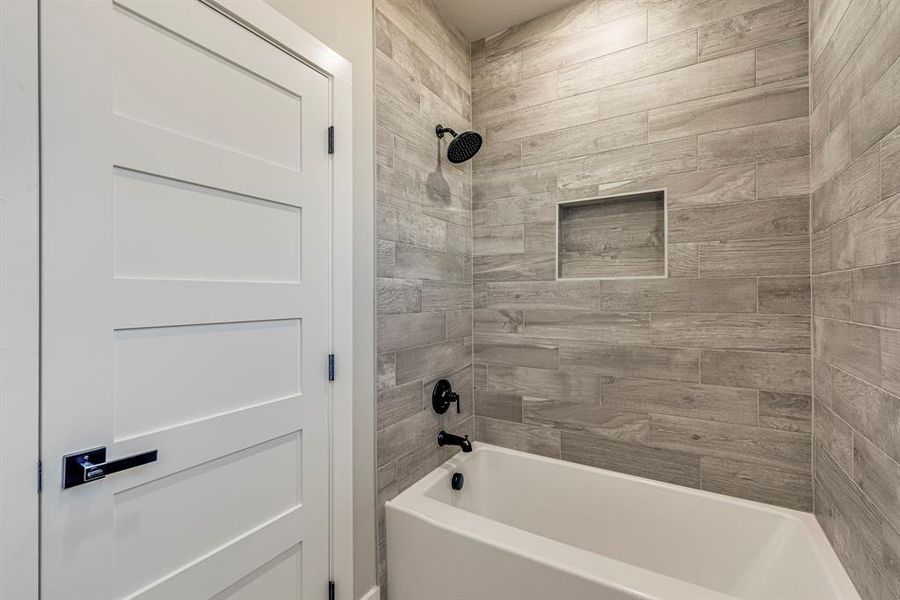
[809,0,851,65]
[814,399,854,474]
[520,11,647,79]
[473,164,558,202]
[811,229,831,274]
[603,377,758,425]
[594,51,757,121]
[849,51,900,158]
[376,240,395,278]
[698,116,810,169]
[830,193,900,271]
[648,77,808,143]
[486,365,601,403]
[698,237,809,276]
[445,309,473,339]
[485,280,603,311]
[377,352,396,392]
[852,263,900,329]
[854,434,900,534]
[758,276,810,314]
[375,49,420,111]
[377,312,446,352]
[811,145,880,232]
[668,243,699,278]
[757,156,810,200]
[811,0,888,109]
[885,521,900,600]
[651,313,810,353]
[422,281,472,312]
[473,138,521,172]
[814,317,882,385]
[700,455,811,510]
[811,119,851,191]
[395,244,469,282]
[759,391,811,433]
[561,431,702,488]
[668,197,809,243]
[483,92,600,142]
[815,444,886,600]
[883,125,900,199]
[883,328,900,398]
[473,225,524,256]
[476,193,555,227]
[650,413,810,471]
[523,222,556,254]
[598,164,757,209]
[474,389,522,422]
[475,416,561,458]
[377,278,422,314]
[473,252,556,282]
[700,349,811,393]
[522,112,648,166]
[376,409,440,467]
[698,0,808,61]
[832,367,900,464]
[826,0,900,131]
[472,50,520,96]
[558,30,698,98]
[559,137,698,189]
[473,308,524,334]
[756,36,809,85]
[473,70,557,121]
[524,310,652,345]
[559,341,700,382]
[599,277,758,313]
[812,272,852,320]
[378,380,424,431]
[395,339,469,384]
[473,333,559,369]
[647,0,786,40]
[814,358,834,405]
[524,399,649,443]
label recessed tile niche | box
[557,190,666,280]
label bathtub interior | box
[422,446,849,599]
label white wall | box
[264,1,376,597]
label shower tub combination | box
[386,444,858,600]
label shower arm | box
[435,125,458,138]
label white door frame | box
[0,1,40,599]
[0,1,357,597]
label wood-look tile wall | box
[471,0,813,510]
[374,0,472,596]
[809,1,900,598]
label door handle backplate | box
[62,446,158,489]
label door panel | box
[40,1,331,598]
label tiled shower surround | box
[471,0,812,512]
[809,0,900,598]
[374,0,473,594]
[375,0,899,597]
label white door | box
[40,1,332,599]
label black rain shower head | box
[436,124,482,164]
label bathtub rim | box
[386,442,859,600]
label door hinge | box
[327,126,335,154]
[328,580,335,600]
[37,459,42,493]
[328,353,335,381]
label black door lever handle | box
[62,446,158,489]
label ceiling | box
[433,0,581,41]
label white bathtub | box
[386,443,858,600]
